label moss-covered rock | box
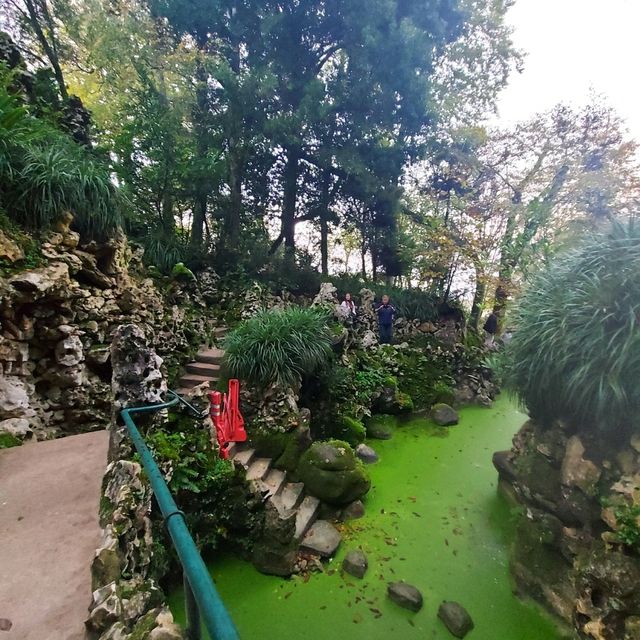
[298,440,371,506]
[332,416,366,447]
[365,414,398,440]
[273,425,312,473]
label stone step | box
[271,482,305,514]
[295,495,320,540]
[178,373,219,387]
[257,468,286,499]
[213,327,228,337]
[185,362,221,376]
[195,348,225,365]
[246,458,271,482]
[233,448,255,469]
[300,520,342,558]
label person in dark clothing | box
[483,312,498,346]
[375,295,396,344]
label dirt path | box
[0,430,109,640]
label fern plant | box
[223,308,332,388]
[501,221,640,432]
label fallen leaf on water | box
[407,619,415,627]
[353,613,363,624]
[284,592,292,600]
[0,619,12,631]
[445,538,449,546]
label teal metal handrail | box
[120,391,239,640]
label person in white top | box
[339,292,357,320]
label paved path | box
[0,430,109,640]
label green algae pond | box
[169,397,569,639]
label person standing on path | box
[483,312,498,346]
[375,294,396,344]
[339,292,357,322]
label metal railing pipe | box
[120,394,239,640]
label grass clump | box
[0,67,121,238]
[223,307,332,387]
[502,222,640,432]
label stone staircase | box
[176,326,342,559]
[227,441,341,556]
[175,326,227,395]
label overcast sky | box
[494,0,640,141]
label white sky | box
[495,0,640,141]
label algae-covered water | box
[169,397,568,639]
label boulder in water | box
[438,601,474,638]
[431,403,459,426]
[387,582,423,612]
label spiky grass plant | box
[0,71,121,237]
[223,308,333,388]
[502,222,640,432]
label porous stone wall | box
[0,222,214,443]
[494,419,640,640]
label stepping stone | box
[438,601,474,638]
[185,362,221,376]
[271,482,304,514]
[388,582,423,612]
[295,495,320,539]
[342,549,368,578]
[246,458,271,481]
[196,348,225,365]
[355,443,378,464]
[233,448,255,468]
[301,520,341,557]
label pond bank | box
[169,397,570,639]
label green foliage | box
[0,67,122,238]
[612,504,640,550]
[0,432,21,448]
[501,222,640,432]
[170,261,195,281]
[224,308,332,387]
[142,412,263,554]
[0,210,45,276]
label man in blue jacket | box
[375,295,396,344]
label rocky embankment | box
[494,419,640,640]
[0,217,213,444]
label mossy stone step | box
[233,448,255,468]
[185,362,221,376]
[195,348,225,365]
[271,482,305,514]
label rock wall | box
[88,324,182,640]
[494,419,640,640]
[0,223,213,443]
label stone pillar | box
[108,323,166,461]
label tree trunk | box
[223,37,243,251]
[319,170,330,275]
[281,145,300,262]
[469,274,486,332]
[191,57,209,247]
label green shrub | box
[0,68,122,238]
[502,222,640,432]
[223,307,332,387]
[142,412,263,555]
